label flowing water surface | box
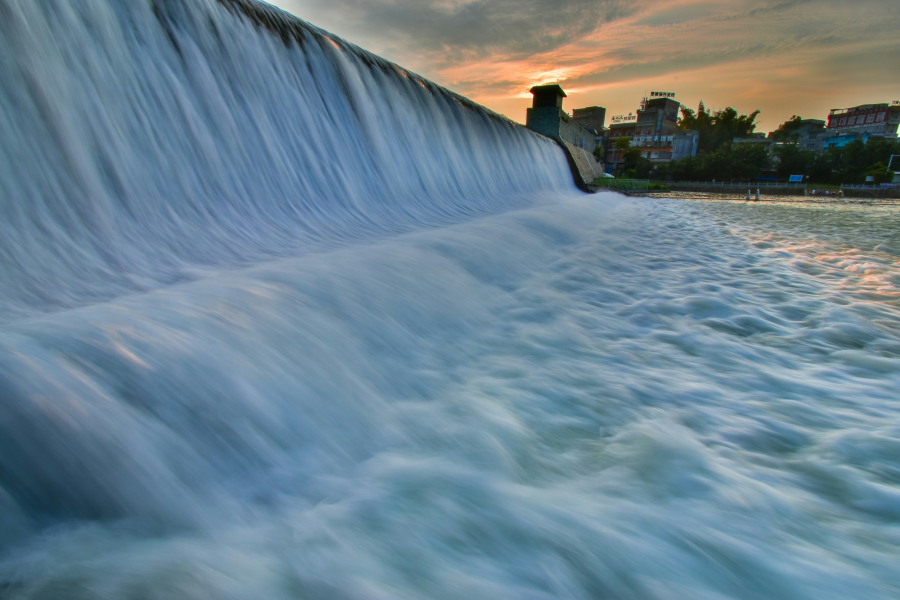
[1,1,899,598]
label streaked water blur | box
[0,0,571,324]
[1,0,900,598]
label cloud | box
[633,1,722,26]
[271,0,900,130]
[280,0,639,60]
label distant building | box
[824,132,881,150]
[767,119,827,152]
[672,132,700,163]
[605,95,698,172]
[826,103,900,139]
[525,85,605,186]
[818,102,900,150]
[732,133,777,158]
[572,106,607,132]
[572,106,610,159]
[608,96,679,140]
[733,132,771,145]
[526,85,595,151]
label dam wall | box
[0,0,576,323]
[218,0,596,192]
[527,106,606,190]
[217,0,516,129]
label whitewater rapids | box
[1,0,900,598]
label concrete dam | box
[2,1,899,598]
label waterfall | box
[3,1,898,598]
[0,0,572,323]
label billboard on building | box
[827,105,890,130]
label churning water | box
[2,1,900,598]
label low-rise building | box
[767,119,827,152]
[826,102,900,139]
[572,106,609,159]
[572,106,607,133]
[672,131,700,162]
[824,132,882,150]
[733,132,773,148]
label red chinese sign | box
[828,106,888,129]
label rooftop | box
[529,84,566,98]
[829,104,890,115]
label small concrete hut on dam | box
[526,85,606,190]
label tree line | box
[610,102,899,184]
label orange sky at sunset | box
[273,0,900,133]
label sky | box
[271,0,900,133]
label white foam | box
[1,0,900,597]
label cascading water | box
[2,1,900,598]
[0,0,573,323]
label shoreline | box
[641,191,900,205]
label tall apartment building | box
[605,96,698,170]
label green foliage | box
[657,142,771,181]
[622,147,653,178]
[591,178,654,193]
[865,162,894,185]
[622,147,642,165]
[613,136,632,151]
[677,102,761,154]
[609,136,653,178]
[805,138,900,184]
[657,129,900,185]
[593,144,605,162]
[772,144,816,180]
[769,115,804,142]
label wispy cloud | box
[282,0,636,58]
[273,0,900,130]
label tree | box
[773,144,816,180]
[769,116,804,142]
[661,107,899,184]
[609,136,651,177]
[677,102,760,154]
[784,137,900,184]
[613,136,632,151]
[677,102,710,135]
[621,145,653,178]
[806,150,836,183]
[865,163,894,185]
[657,142,771,181]
[818,138,900,184]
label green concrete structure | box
[526,85,605,190]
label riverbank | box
[643,191,900,205]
